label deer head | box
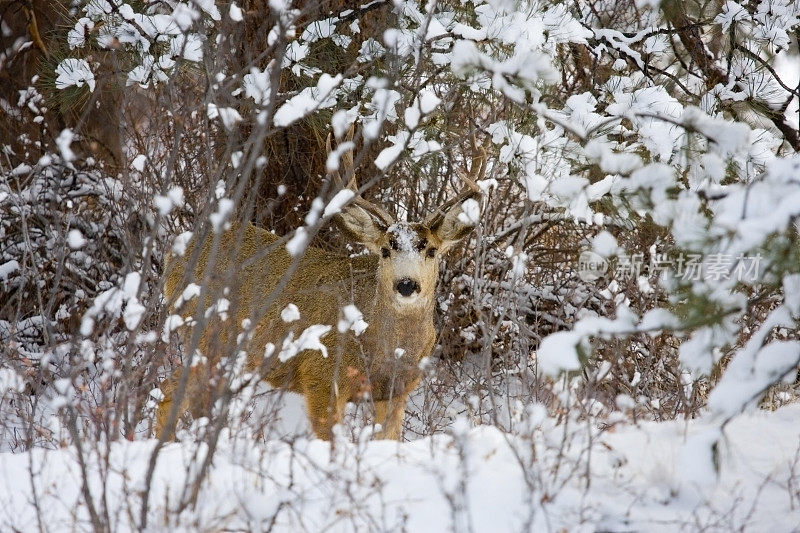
[329,130,485,311]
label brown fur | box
[156,203,476,440]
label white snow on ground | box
[0,404,798,531]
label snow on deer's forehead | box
[387,223,421,252]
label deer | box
[155,133,485,441]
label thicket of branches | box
[1,0,799,528]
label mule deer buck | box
[156,135,484,440]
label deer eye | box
[389,238,399,251]
[417,238,428,252]
[381,248,391,258]
[426,247,437,258]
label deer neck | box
[365,288,435,360]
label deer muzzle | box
[395,278,420,297]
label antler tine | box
[342,126,357,192]
[326,125,357,190]
[327,125,395,228]
[353,196,395,228]
[468,146,488,185]
[457,146,487,195]
[326,133,343,189]
[425,147,487,229]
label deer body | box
[157,219,458,440]
[156,136,483,441]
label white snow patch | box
[0,368,25,393]
[172,231,193,256]
[286,227,309,256]
[174,283,201,309]
[457,198,480,225]
[170,3,199,30]
[374,131,409,170]
[325,141,355,174]
[123,300,146,331]
[274,74,342,127]
[209,198,234,232]
[11,164,31,177]
[170,34,203,62]
[55,58,95,92]
[149,388,164,402]
[56,129,75,163]
[592,231,619,257]
[506,246,528,279]
[280,303,300,323]
[709,340,800,417]
[243,66,273,105]
[0,260,20,282]
[417,88,441,114]
[228,2,243,22]
[323,189,354,218]
[331,107,358,139]
[194,0,221,20]
[207,104,242,130]
[162,314,185,341]
[131,154,147,172]
[278,324,332,361]
[337,304,368,336]
[154,186,185,216]
[537,330,583,375]
[1,405,799,530]
[388,223,416,253]
[67,18,94,49]
[67,229,86,250]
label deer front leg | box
[303,384,349,440]
[155,370,189,441]
[371,366,421,440]
[154,365,214,440]
[373,395,408,440]
[154,389,176,440]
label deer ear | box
[428,197,480,254]
[336,204,389,253]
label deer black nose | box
[396,278,419,297]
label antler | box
[326,126,394,228]
[326,126,357,191]
[424,147,487,230]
